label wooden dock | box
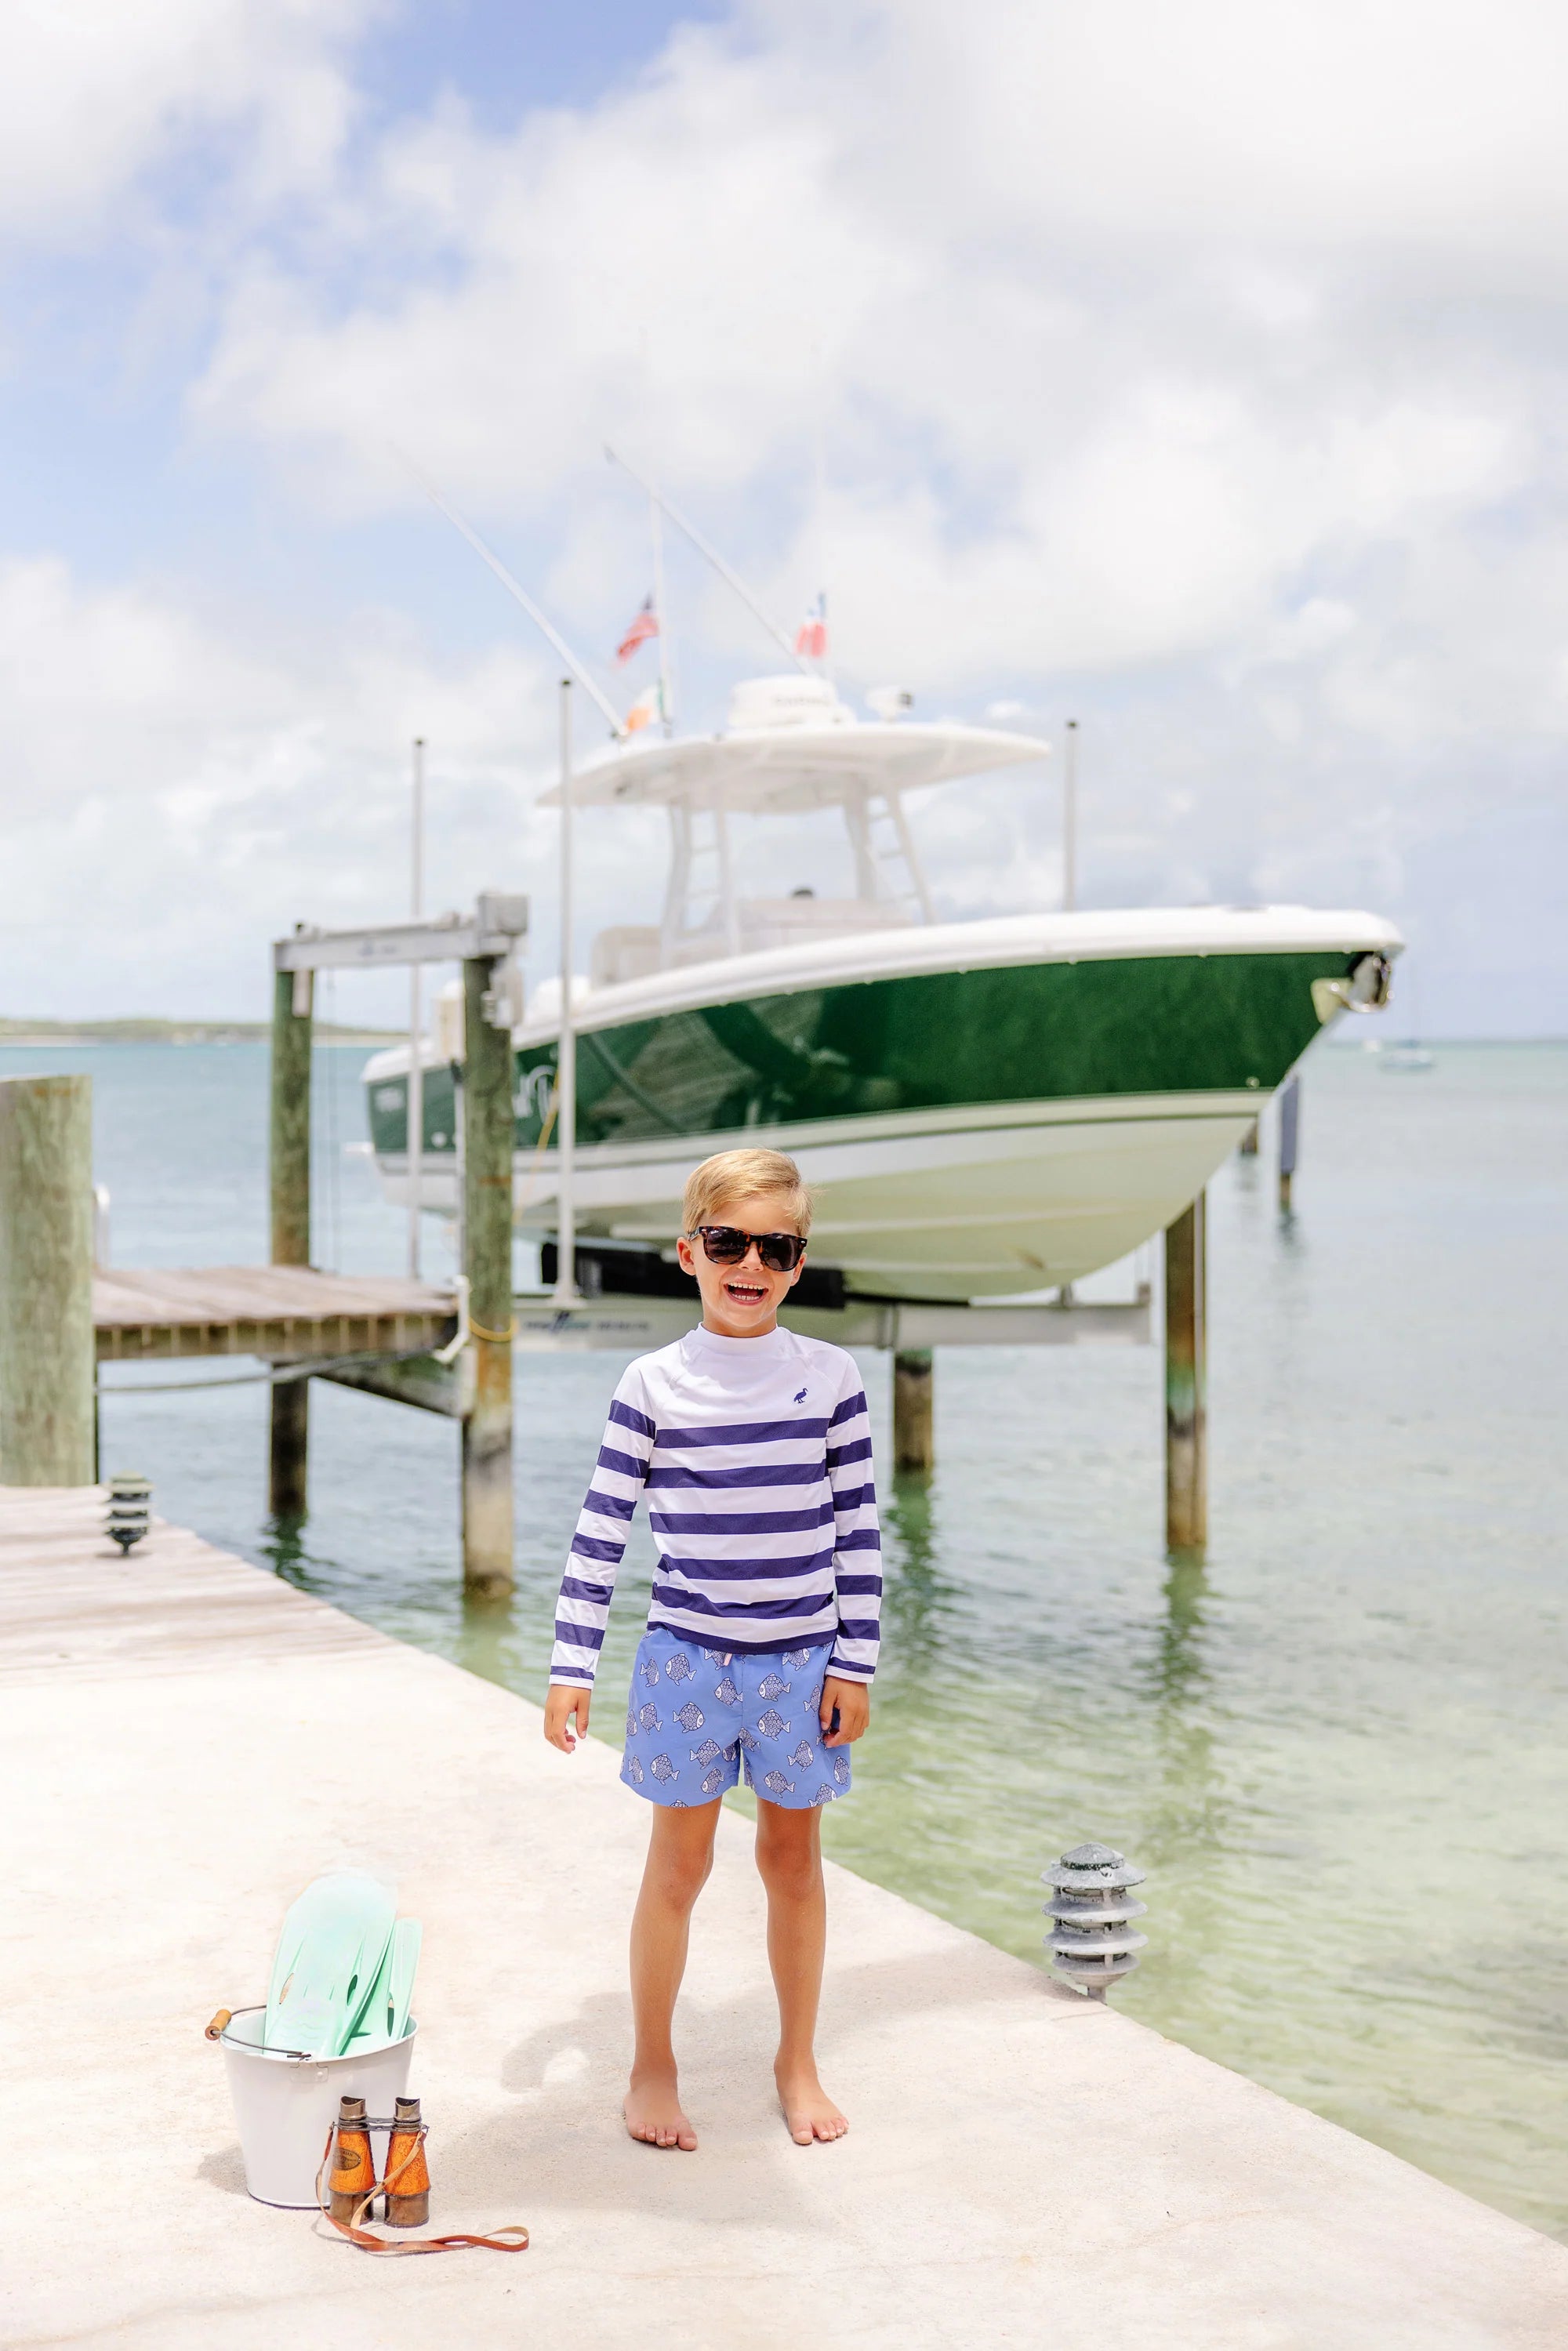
[5,1480,1568,2349]
[93,1264,458,1364]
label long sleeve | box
[550,1382,655,1687]
[824,1371,881,1682]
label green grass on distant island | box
[0,1018,401,1046]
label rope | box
[467,1313,517,1344]
[315,2126,529,2258]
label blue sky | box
[2,0,1566,1031]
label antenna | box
[401,456,625,737]
[606,445,808,673]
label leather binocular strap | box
[316,2128,529,2256]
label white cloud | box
[0,0,375,238]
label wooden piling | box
[1163,1192,1207,1552]
[0,1074,96,1486]
[268,967,312,1518]
[893,1348,935,1474]
[461,954,514,1595]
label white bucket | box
[219,2006,418,2208]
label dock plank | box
[3,1483,1566,2349]
[93,1264,457,1362]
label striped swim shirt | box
[550,1322,881,1689]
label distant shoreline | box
[0,1020,399,1046]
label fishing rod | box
[604,444,809,673]
[401,455,626,738]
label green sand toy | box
[263,1870,397,2057]
[343,1916,421,2054]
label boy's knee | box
[654,1842,713,1909]
[755,1823,821,1901]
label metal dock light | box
[1043,1841,1148,1997]
[107,1473,151,1554]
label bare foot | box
[775,2060,848,2145]
[624,2067,698,2151]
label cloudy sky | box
[3,0,1565,1032]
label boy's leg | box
[626,1797,720,2150]
[753,1798,848,2144]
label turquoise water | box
[15,1037,1566,2240]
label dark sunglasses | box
[691,1225,807,1274]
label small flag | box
[624,681,663,734]
[616,594,659,663]
[794,591,827,660]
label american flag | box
[794,591,827,660]
[616,595,659,663]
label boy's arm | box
[545,1384,654,1751]
[823,1366,881,1719]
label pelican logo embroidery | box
[793,1387,808,1403]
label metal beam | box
[274,894,528,974]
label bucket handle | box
[205,2009,232,2041]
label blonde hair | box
[682,1148,813,1236]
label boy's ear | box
[787,1246,806,1288]
[675,1234,697,1277]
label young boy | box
[543,1147,880,2152]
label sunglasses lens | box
[695,1228,804,1272]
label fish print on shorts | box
[832,1751,851,1786]
[650,1754,678,1783]
[674,1700,705,1732]
[756,1707,789,1740]
[690,1737,724,1764]
[809,1783,833,1805]
[700,1764,724,1794]
[663,1653,695,1682]
[701,1647,730,1666]
[737,1725,759,1752]
[713,1676,740,1706]
[761,1769,796,1798]
[757,1671,791,1702]
[783,1649,815,1671]
[637,1701,661,1733]
[789,1740,815,1770]
[640,1658,661,1687]
[624,1754,644,1785]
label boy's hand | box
[545,1685,590,1752]
[819,1675,869,1747]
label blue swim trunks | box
[621,1626,852,1810]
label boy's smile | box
[674,1189,807,1337]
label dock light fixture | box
[1042,1841,1148,1997]
[107,1473,151,1554]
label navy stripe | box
[826,1436,873,1468]
[583,1486,636,1521]
[655,1547,835,1582]
[550,1665,594,1682]
[828,1392,866,1427]
[645,1459,826,1490]
[608,1399,656,1439]
[648,1503,834,1536]
[833,1518,881,1544]
[835,1572,884,1596]
[597,1443,647,1482]
[834,1614,880,1642]
[559,1574,614,1603]
[571,1533,627,1565]
[651,1583,836,1621]
[655,1417,829,1449]
[554,1619,604,1649]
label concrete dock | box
[5,1485,1566,2350]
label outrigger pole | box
[405,460,626,738]
[605,445,811,674]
